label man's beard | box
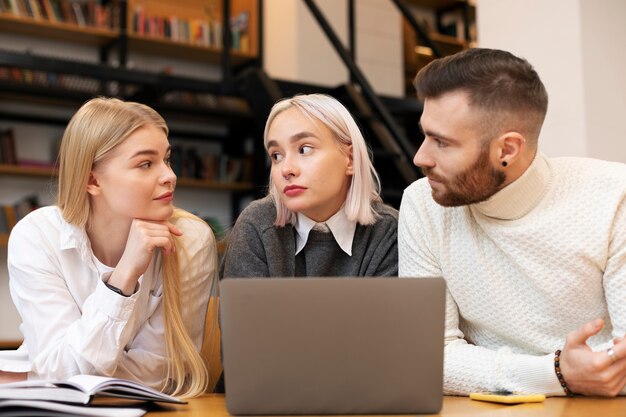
[421,148,506,207]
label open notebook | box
[220,277,446,415]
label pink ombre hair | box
[263,94,382,226]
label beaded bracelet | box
[554,349,574,397]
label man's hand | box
[560,319,626,396]
[107,219,183,295]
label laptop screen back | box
[220,277,445,415]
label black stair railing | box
[302,0,418,184]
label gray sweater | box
[222,196,398,277]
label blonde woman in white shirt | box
[2,97,217,397]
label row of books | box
[0,194,39,233]
[0,128,17,165]
[0,65,102,94]
[0,0,113,29]
[170,145,252,184]
[131,7,251,53]
[161,90,249,113]
[1,0,254,53]
[1,65,253,106]
[0,127,251,185]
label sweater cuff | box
[509,352,565,396]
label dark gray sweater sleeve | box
[368,204,399,276]
[221,202,271,278]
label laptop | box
[219,277,446,415]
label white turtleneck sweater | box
[398,152,626,396]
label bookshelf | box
[125,0,258,65]
[0,0,263,201]
[0,0,260,65]
[0,0,265,285]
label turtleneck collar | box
[472,152,552,220]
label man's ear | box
[86,172,101,196]
[345,144,354,176]
[494,131,526,167]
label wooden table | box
[145,394,626,416]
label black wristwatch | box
[105,281,131,297]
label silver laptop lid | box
[220,277,445,415]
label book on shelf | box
[230,11,249,53]
[169,143,249,183]
[0,128,17,165]
[71,1,85,26]
[0,205,8,234]
[0,194,40,233]
[39,0,52,19]
[59,0,76,24]
[1,205,16,233]
[19,0,33,17]
[0,374,185,405]
[3,0,22,17]
[0,399,147,417]
[34,0,48,20]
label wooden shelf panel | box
[0,164,253,192]
[0,340,22,349]
[0,13,117,46]
[0,164,57,178]
[426,31,468,47]
[0,233,8,248]
[127,34,256,66]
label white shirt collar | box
[295,209,357,256]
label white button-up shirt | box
[6,206,215,388]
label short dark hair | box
[414,48,548,142]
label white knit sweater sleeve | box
[604,194,626,338]
[398,181,564,396]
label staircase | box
[234,0,454,208]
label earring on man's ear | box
[501,161,508,167]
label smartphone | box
[470,391,546,404]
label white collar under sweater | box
[473,152,552,221]
[295,209,357,256]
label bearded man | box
[399,48,626,397]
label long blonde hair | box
[263,94,382,226]
[57,97,210,397]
